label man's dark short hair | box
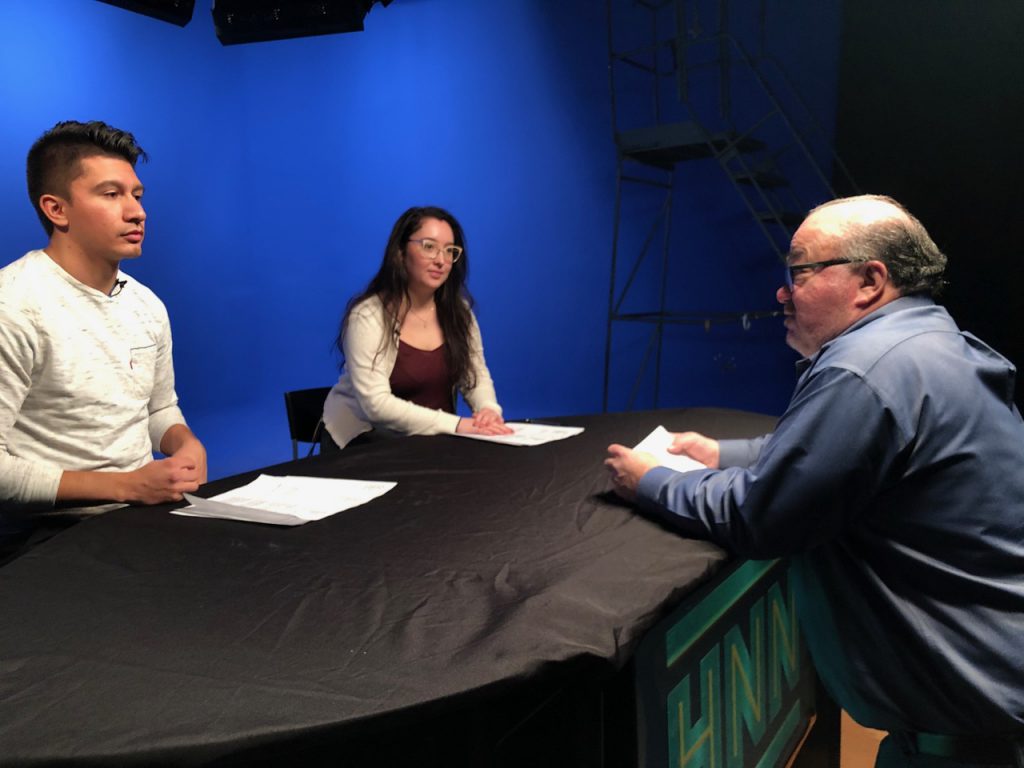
[26,121,148,236]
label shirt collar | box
[794,295,937,375]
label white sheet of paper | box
[173,474,396,526]
[455,422,584,446]
[633,426,707,473]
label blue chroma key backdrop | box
[3,1,1016,479]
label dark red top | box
[390,341,454,412]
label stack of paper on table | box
[455,421,584,446]
[173,474,396,527]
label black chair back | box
[283,386,332,460]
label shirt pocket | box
[127,343,157,401]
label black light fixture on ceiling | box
[212,0,394,46]
[96,0,196,27]
[94,1,394,42]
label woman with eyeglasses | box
[322,206,511,450]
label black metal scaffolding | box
[603,0,856,411]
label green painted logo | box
[667,578,800,768]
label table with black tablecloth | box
[0,408,837,767]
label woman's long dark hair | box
[335,206,477,389]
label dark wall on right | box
[835,1,1024,408]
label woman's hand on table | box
[457,408,514,436]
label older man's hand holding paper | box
[604,425,714,502]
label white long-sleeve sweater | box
[0,250,186,510]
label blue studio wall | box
[0,0,840,479]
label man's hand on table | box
[606,429,721,502]
[668,431,720,468]
[604,445,659,502]
[120,455,203,504]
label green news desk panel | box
[634,557,835,768]
[0,408,837,767]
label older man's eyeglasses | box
[408,238,463,263]
[784,259,854,290]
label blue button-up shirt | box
[637,296,1024,734]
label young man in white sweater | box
[0,120,206,557]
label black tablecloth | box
[0,408,776,766]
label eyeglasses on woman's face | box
[407,238,462,264]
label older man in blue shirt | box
[606,195,1024,768]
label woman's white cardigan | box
[323,295,502,448]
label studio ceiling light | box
[96,0,195,26]
[213,0,393,45]
[95,0,394,44]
